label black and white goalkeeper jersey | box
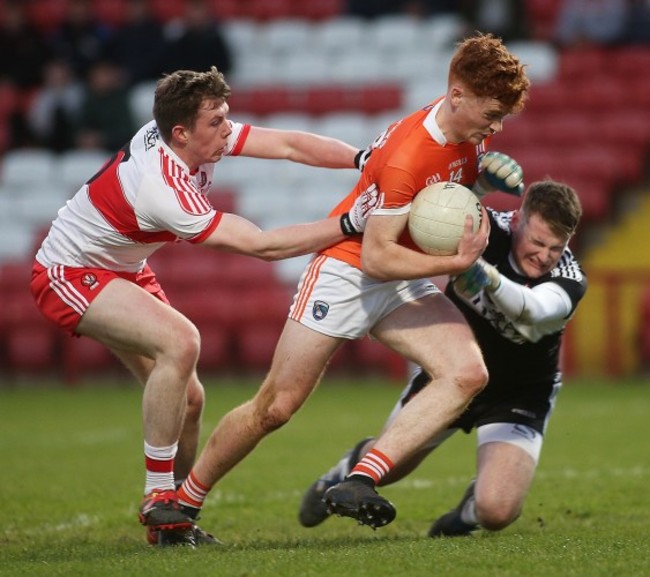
[446,209,587,394]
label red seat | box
[62,336,119,383]
[557,47,608,81]
[525,82,571,115]
[533,113,596,147]
[292,0,343,21]
[607,47,650,81]
[358,84,402,114]
[305,87,347,116]
[247,0,293,21]
[196,326,231,370]
[92,0,127,26]
[570,82,627,114]
[236,324,282,370]
[149,0,185,22]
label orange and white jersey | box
[35,119,251,273]
[322,98,491,269]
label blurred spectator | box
[458,0,530,41]
[48,0,113,80]
[554,0,629,47]
[106,0,166,86]
[27,60,84,153]
[160,0,233,76]
[625,0,650,44]
[76,60,135,151]
[0,0,49,89]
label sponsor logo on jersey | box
[425,173,441,186]
[144,126,159,151]
[448,157,467,169]
[312,300,329,321]
[81,273,99,290]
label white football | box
[408,181,482,255]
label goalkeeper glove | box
[452,257,501,299]
[340,184,384,235]
[472,151,524,198]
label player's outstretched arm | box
[240,126,362,169]
[202,186,379,260]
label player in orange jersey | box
[177,33,530,536]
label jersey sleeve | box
[136,173,222,241]
[224,120,251,157]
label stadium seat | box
[58,150,111,193]
[365,14,421,56]
[93,0,127,26]
[506,41,558,82]
[260,19,314,57]
[310,16,367,56]
[196,325,231,371]
[0,149,55,188]
[235,323,283,370]
[291,0,344,21]
[128,81,157,127]
[61,336,120,384]
[557,47,608,80]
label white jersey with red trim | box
[35,119,251,272]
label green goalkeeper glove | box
[472,151,524,198]
[452,257,501,299]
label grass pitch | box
[1,376,649,577]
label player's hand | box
[340,184,384,234]
[472,152,524,198]
[452,257,501,299]
[455,206,489,270]
[354,145,373,172]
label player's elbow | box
[360,252,390,280]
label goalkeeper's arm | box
[487,276,573,325]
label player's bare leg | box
[77,279,200,537]
[324,293,487,528]
[185,320,343,492]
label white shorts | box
[288,255,440,339]
[416,422,544,463]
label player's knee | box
[476,497,521,531]
[456,359,488,398]
[185,378,205,420]
[256,392,301,434]
[167,321,201,370]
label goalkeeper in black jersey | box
[298,179,587,537]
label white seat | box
[279,50,330,84]
[11,184,70,227]
[418,14,465,49]
[129,81,157,127]
[506,41,558,82]
[221,19,261,57]
[260,112,315,133]
[58,149,111,193]
[230,52,278,85]
[366,15,422,55]
[403,78,448,112]
[0,149,55,188]
[312,113,376,148]
[333,51,385,83]
[0,219,36,262]
[311,17,367,56]
[260,19,314,57]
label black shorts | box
[401,370,562,436]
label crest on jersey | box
[312,300,329,321]
[81,273,99,290]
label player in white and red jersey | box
[30,67,378,546]
[176,34,531,535]
[299,180,586,537]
